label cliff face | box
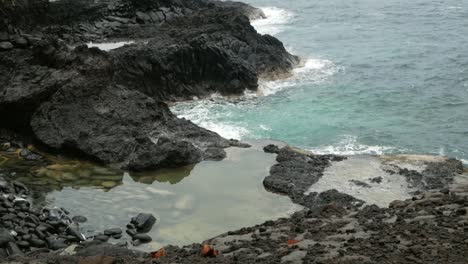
[0,0,298,170]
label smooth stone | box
[0,41,13,51]
[132,234,152,243]
[126,229,137,237]
[72,215,88,223]
[94,234,110,242]
[29,238,47,247]
[17,240,30,248]
[104,228,122,236]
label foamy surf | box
[255,58,338,96]
[309,135,401,156]
[171,57,339,139]
[171,99,250,140]
[86,41,135,51]
[251,7,295,35]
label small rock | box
[130,213,156,233]
[0,41,13,51]
[126,229,137,237]
[17,240,30,248]
[264,144,280,154]
[29,238,47,248]
[104,228,122,236]
[132,234,152,243]
[48,238,68,250]
[13,36,28,48]
[6,242,23,256]
[94,234,110,242]
[48,208,63,221]
[0,228,15,246]
[72,215,87,223]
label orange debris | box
[201,244,219,257]
[287,239,301,246]
[151,248,167,259]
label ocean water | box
[172,0,468,164]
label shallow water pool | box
[42,141,301,251]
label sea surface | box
[172,0,468,164]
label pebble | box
[94,234,110,242]
[72,215,88,223]
[104,228,122,236]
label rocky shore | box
[1,145,467,263]
[0,0,298,171]
[1,0,468,263]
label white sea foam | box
[251,7,294,35]
[254,58,338,96]
[461,159,468,165]
[309,135,400,156]
[172,99,250,140]
[87,41,135,51]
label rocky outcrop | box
[264,147,467,209]
[0,39,237,170]
[263,147,356,209]
[0,0,297,170]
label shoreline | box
[1,0,467,263]
[1,141,467,263]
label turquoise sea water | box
[172,0,468,163]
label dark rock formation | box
[263,144,280,154]
[394,158,465,190]
[0,0,299,170]
[263,147,350,208]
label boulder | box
[130,213,156,233]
